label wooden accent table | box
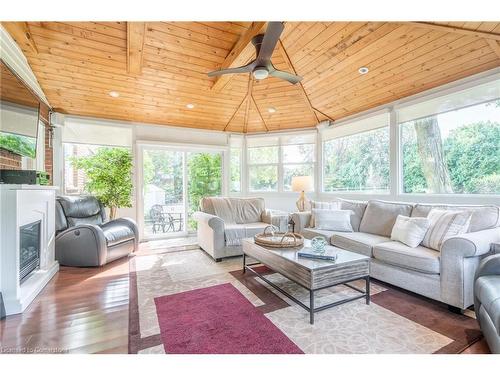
[242,238,370,324]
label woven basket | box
[254,225,304,248]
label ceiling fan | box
[207,22,302,85]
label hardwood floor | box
[0,258,130,354]
[0,238,492,354]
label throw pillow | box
[309,200,340,227]
[422,209,472,251]
[390,215,431,248]
[313,209,354,232]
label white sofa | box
[292,199,500,310]
[193,197,289,261]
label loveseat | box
[292,199,500,310]
[193,197,289,261]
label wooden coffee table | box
[242,238,370,324]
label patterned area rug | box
[129,248,482,354]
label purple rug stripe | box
[154,283,303,354]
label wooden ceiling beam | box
[243,76,255,133]
[409,22,500,41]
[127,22,146,74]
[223,94,247,131]
[278,39,320,124]
[250,95,269,132]
[211,22,267,92]
[2,22,38,54]
[487,39,500,59]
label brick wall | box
[44,123,53,184]
[0,148,22,169]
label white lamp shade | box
[291,176,313,192]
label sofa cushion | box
[411,203,499,233]
[359,200,414,237]
[309,200,341,227]
[422,209,472,251]
[390,215,431,248]
[101,221,135,247]
[338,198,367,232]
[475,275,500,334]
[302,227,336,242]
[331,232,390,257]
[200,197,265,224]
[313,209,354,232]
[373,241,440,274]
[57,195,105,227]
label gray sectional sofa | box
[193,197,289,261]
[292,199,500,310]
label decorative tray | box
[254,225,304,248]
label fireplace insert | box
[19,220,41,283]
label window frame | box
[397,98,500,197]
[246,134,317,194]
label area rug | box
[154,283,303,354]
[129,249,482,354]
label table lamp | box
[291,176,313,212]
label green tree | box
[187,153,222,229]
[71,147,133,219]
[444,121,500,193]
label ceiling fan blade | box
[256,22,284,62]
[269,69,302,84]
[207,62,255,77]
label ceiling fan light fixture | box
[253,67,269,80]
[186,103,195,109]
[108,91,120,98]
[358,66,369,75]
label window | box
[229,136,243,193]
[247,137,279,192]
[282,135,316,191]
[247,134,316,192]
[322,113,390,193]
[400,99,500,194]
[62,117,133,195]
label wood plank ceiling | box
[2,21,500,133]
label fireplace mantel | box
[0,184,59,315]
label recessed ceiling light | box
[358,67,369,75]
[267,107,277,113]
[186,103,195,109]
[108,91,120,98]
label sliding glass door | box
[139,144,223,240]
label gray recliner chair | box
[55,195,138,267]
[474,250,500,353]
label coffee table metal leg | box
[242,253,246,274]
[310,290,314,325]
[366,276,370,305]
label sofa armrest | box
[291,211,312,233]
[441,228,500,258]
[440,228,500,308]
[110,217,139,251]
[193,211,225,232]
[193,211,225,258]
[262,209,289,232]
[55,224,107,266]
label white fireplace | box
[0,184,59,315]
